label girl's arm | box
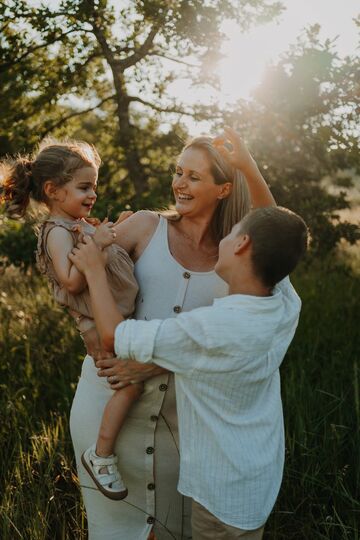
[46,226,87,294]
[213,126,276,208]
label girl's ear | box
[217,182,232,200]
[43,180,59,200]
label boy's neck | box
[227,274,271,297]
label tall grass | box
[0,262,359,539]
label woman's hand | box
[213,126,254,173]
[96,357,167,389]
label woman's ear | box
[217,182,232,200]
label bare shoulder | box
[113,210,160,256]
[131,210,160,229]
[46,225,74,256]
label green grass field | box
[0,262,359,539]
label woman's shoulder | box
[131,210,160,227]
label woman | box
[70,127,276,540]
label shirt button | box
[147,516,155,524]
[147,483,155,490]
[150,415,158,422]
[146,446,154,454]
[173,305,182,313]
[183,271,191,279]
[159,383,168,392]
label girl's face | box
[172,147,230,220]
[50,166,98,220]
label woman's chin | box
[175,201,192,216]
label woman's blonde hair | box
[181,137,251,240]
[0,138,101,218]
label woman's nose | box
[173,174,187,188]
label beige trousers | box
[191,500,265,540]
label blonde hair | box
[0,137,101,218]
[182,137,251,240]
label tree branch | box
[118,22,164,70]
[0,27,88,72]
[128,95,222,120]
[149,51,200,69]
[40,95,115,138]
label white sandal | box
[81,444,128,500]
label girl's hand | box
[213,126,254,173]
[93,218,117,249]
[95,357,167,389]
[84,216,101,227]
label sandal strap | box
[97,472,120,487]
[90,453,117,467]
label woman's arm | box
[213,126,276,208]
[47,227,87,294]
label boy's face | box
[215,222,242,280]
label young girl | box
[0,138,143,500]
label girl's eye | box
[190,176,200,181]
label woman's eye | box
[190,176,199,181]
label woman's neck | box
[175,215,216,249]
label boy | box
[70,206,308,540]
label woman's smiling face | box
[172,147,229,219]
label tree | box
[224,25,359,255]
[1,0,283,205]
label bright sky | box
[168,0,359,134]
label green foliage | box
[224,26,360,255]
[0,263,359,538]
[0,268,86,539]
[0,213,37,270]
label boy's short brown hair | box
[238,207,308,288]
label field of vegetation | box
[0,259,359,540]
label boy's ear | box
[217,182,232,200]
[234,234,251,255]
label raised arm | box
[213,126,276,208]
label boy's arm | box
[68,235,124,351]
[46,227,87,294]
[114,310,219,375]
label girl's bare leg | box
[96,382,143,457]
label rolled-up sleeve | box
[114,311,209,373]
[114,319,163,363]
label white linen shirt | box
[115,277,301,530]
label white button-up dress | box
[70,216,228,539]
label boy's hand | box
[212,126,254,173]
[69,236,107,276]
[93,218,117,249]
